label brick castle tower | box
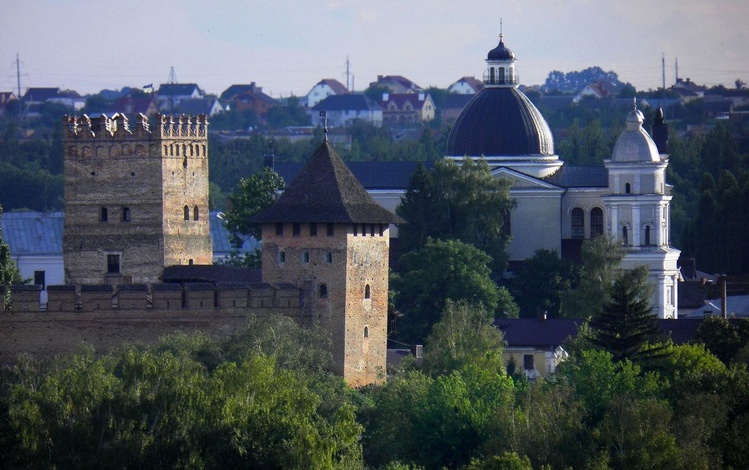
[251,140,403,386]
[62,113,212,285]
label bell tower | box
[603,102,680,318]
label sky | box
[2,0,748,98]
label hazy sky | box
[2,0,748,97]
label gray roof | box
[544,166,608,188]
[312,94,380,112]
[1,211,63,256]
[494,318,581,347]
[252,141,404,224]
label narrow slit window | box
[184,205,190,220]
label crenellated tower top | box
[63,113,208,141]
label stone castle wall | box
[0,283,303,363]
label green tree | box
[589,267,665,364]
[223,166,285,250]
[392,239,500,343]
[510,249,576,317]
[563,236,624,319]
[422,300,506,377]
[0,206,24,308]
[396,158,514,274]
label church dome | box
[611,102,660,163]
[487,36,515,61]
[446,86,555,158]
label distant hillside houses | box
[306,78,349,108]
[379,92,435,125]
[220,83,277,118]
[311,94,382,127]
[155,83,204,110]
[448,76,484,95]
[369,75,422,94]
[23,87,85,114]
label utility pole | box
[661,53,666,107]
[675,58,678,84]
[16,53,22,99]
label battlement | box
[6,283,302,313]
[63,113,208,141]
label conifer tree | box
[589,266,664,363]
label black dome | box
[446,87,554,157]
[487,38,515,61]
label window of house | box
[33,270,45,289]
[184,205,190,221]
[319,284,328,298]
[276,222,283,236]
[523,354,534,371]
[292,223,301,236]
[193,206,199,221]
[571,208,585,239]
[100,207,108,222]
[107,254,121,274]
[327,223,334,236]
[309,223,317,236]
[121,207,130,222]
[591,208,604,237]
[365,284,371,299]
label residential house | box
[306,78,349,108]
[448,76,484,95]
[369,75,422,94]
[155,83,204,110]
[178,98,225,117]
[311,94,382,127]
[494,317,580,380]
[380,92,435,125]
[0,92,18,116]
[110,95,159,118]
[672,78,706,102]
[23,87,85,111]
[573,80,616,103]
[219,83,277,118]
[441,94,473,123]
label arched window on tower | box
[591,208,604,237]
[644,225,652,246]
[571,208,585,239]
[498,67,505,84]
[365,284,371,299]
[100,207,108,222]
[622,225,629,246]
[625,183,631,194]
[184,205,190,221]
[490,68,495,84]
[193,206,199,221]
[319,284,328,299]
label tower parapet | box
[63,113,212,286]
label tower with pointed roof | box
[251,139,403,386]
[603,102,680,318]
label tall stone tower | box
[251,140,403,386]
[63,113,212,285]
[603,102,680,318]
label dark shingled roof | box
[494,318,581,347]
[252,141,405,224]
[446,87,555,157]
[274,160,432,190]
[544,166,608,188]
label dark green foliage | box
[223,166,285,248]
[0,206,24,308]
[392,239,500,343]
[562,236,624,319]
[396,158,514,274]
[510,249,577,317]
[696,316,749,365]
[589,267,665,364]
[265,96,310,128]
[543,66,625,93]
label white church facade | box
[445,33,681,318]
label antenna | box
[661,53,666,108]
[344,56,352,92]
[675,58,678,84]
[168,66,177,84]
